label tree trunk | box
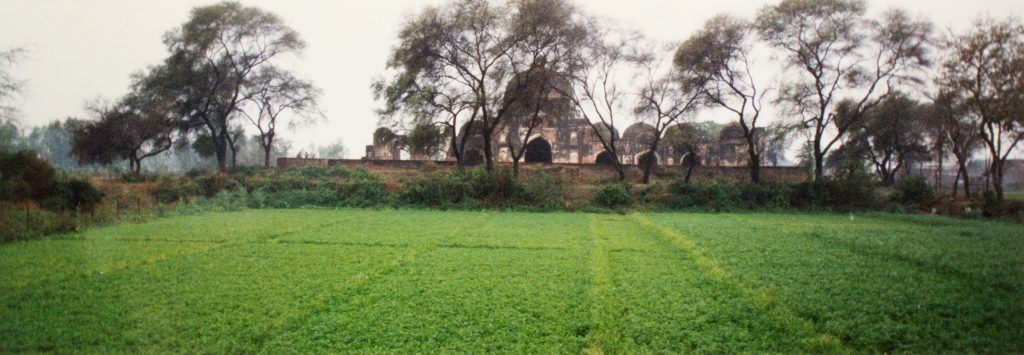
[992,159,1005,202]
[952,166,961,197]
[684,156,695,184]
[642,139,660,185]
[263,134,274,168]
[813,138,825,181]
[962,164,971,198]
[450,131,463,169]
[263,146,272,168]
[483,132,494,173]
[746,137,761,183]
[814,151,825,181]
[215,138,228,172]
[512,156,520,178]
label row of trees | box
[67,2,325,174]
[376,0,1022,202]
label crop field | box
[0,209,1022,353]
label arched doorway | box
[595,150,615,166]
[525,138,553,163]
[638,151,658,169]
[463,149,484,166]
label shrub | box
[594,183,632,209]
[891,177,934,206]
[42,177,104,212]
[666,179,742,211]
[521,173,565,209]
[790,177,878,211]
[195,173,240,197]
[0,150,57,202]
[393,171,475,207]
[469,168,529,207]
[153,178,201,204]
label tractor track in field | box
[627,214,848,353]
[582,214,633,354]
[251,212,496,353]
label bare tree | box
[635,48,703,184]
[556,24,642,182]
[240,66,324,167]
[676,14,770,183]
[0,47,26,122]
[757,1,933,180]
[937,17,1024,202]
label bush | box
[521,173,565,209]
[790,177,878,211]
[195,173,240,198]
[663,177,876,212]
[594,183,632,209]
[0,150,57,202]
[42,177,104,212]
[392,171,474,207]
[391,168,562,210]
[891,177,934,206]
[153,179,200,204]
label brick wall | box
[277,158,808,182]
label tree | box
[405,122,444,160]
[635,48,703,184]
[25,118,85,171]
[377,0,583,173]
[937,17,1024,202]
[0,47,25,122]
[757,1,933,180]
[318,139,347,159]
[556,24,642,182]
[930,91,980,196]
[662,123,706,182]
[677,14,770,183]
[160,2,305,172]
[72,97,176,175]
[838,94,929,185]
[240,66,323,167]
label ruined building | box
[365,70,763,168]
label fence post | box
[25,202,30,228]
[115,197,120,219]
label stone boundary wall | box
[277,158,808,182]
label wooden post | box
[115,197,120,218]
[25,202,30,228]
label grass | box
[0,209,1021,353]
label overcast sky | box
[2,0,1022,158]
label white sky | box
[2,0,1022,158]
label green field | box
[1,210,1022,353]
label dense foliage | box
[0,150,103,212]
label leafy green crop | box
[0,209,1021,352]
